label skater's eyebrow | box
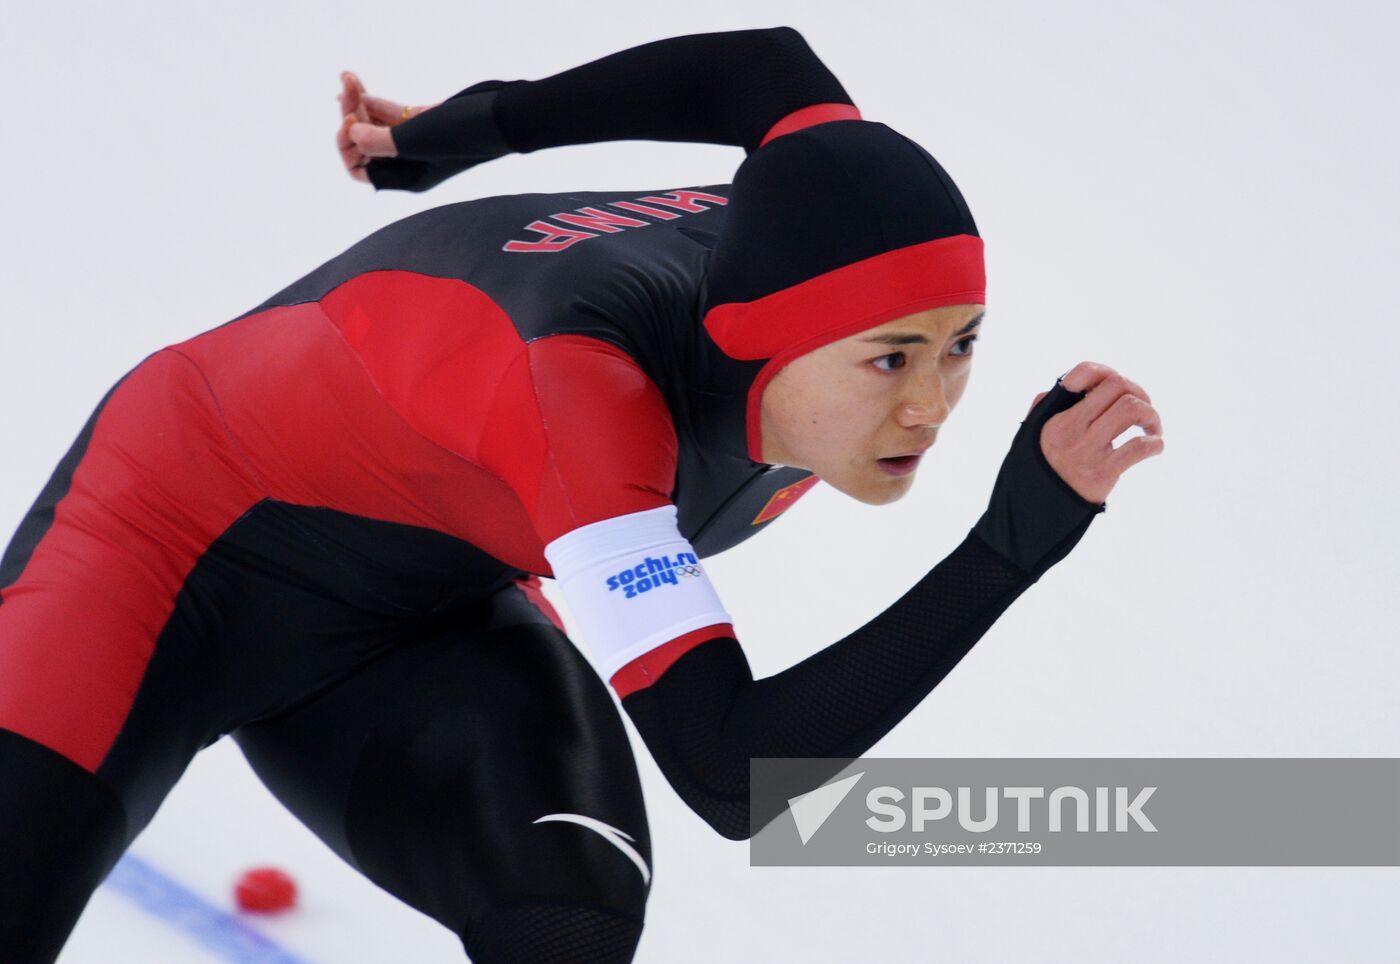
[861,314,984,346]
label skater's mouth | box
[876,453,922,476]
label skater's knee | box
[0,727,129,841]
[460,897,645,964]
[0,727,131,963]
[457,853,650,963]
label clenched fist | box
[1026,362,1165,504]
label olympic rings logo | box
[604,552,704,599]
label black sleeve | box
[367,26,854,192]
[620,381,1108,840]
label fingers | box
[338,71,369,123]
[338,114,379,181]
[338,114,364,174]
[347,121,397,158]
[337,73,370,182]
[1061,364,1149,408]
[1085,392,1163,450]
[343,71,365,104]
[1037,361,1165,503]
[1060,361,1150,402]
[1060,365,1156,438]
[363,93,409,125]
[337,72,384,182]
[1058,360,1113,395]
[1103,432,1165,477]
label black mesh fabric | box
[492,26,853,156]
[366,79,517,192]
[622,531,1032,840]
[463,900,644,964]
[368,27,851,193]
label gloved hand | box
[336,71,436,183]
[336,71,520,193]
[972,361,1164,579]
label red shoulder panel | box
[178,271,680,576]
[319,271,678,565]
[514,334,679,546]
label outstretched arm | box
[549,365,1163,840]
[358,26,857,192]
[618,380,1110,839]
[619,525,1047,840]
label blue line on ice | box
[105,854,314,964]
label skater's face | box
[758,303,983,505]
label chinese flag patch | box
[751,474,821,525]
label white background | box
[3,1,1398,961]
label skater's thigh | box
[233,580,651,937]
[0,347,270,830]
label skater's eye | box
[871,352,907,373]
[950,334,979,358]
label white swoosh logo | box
[533,813,651,885]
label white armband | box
[543,505,732,681]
